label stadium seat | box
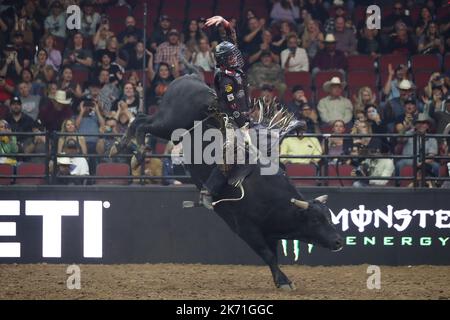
[348,71,377,89]
[439,164,449,178]
[285,163,318,186]
[411,54,441,73]
[284,72,312,88]
[95,163,130,185]
[399,165,414,187]
[106,6,129,21]
[347,55,376,72]
[216,0,242,18]
[326,164,354,186]
[445,55,450,72]
[188,0,214,20]
[413,70,433,90]
[379,54,408,73]
[72,70,89,86]
[353,6,366,25]
[160,0,187,22]
[0,164,14,185]
[154,142,167,155]
[16,163,46,185]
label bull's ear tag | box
[315,195,328,203]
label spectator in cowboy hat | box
[311,33,348,77]
[383,63,412,101]
[395,113,439,182]
[383,79,423,132]
[317,76,353,128]
[39,90,73,132]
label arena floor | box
[0,264,449,300]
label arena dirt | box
[0,264,449,300]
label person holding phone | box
[280,33,309,72]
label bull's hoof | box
[278,283,296,291]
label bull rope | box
[211,183,245,206]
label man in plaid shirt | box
[154,29,187,74]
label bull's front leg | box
[236,224,294,290]
[266,238,295,290]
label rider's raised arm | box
[205,16,238,46]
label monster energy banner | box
[0,186,449,265]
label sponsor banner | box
[0,187,449,265]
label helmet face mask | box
[215,41,244,70]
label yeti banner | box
[0,187,449,265]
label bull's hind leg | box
[236,224,294,290]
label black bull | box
[122,75,343,289]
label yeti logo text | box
[0,201,104,258]
[66,5,81,30]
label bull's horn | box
[315,195,328,203]
[291,198,309,209]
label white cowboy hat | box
[323,77,346,92]
[57,157,72,165]
[324,34,336,43]
[54,90,72,105]
[397,79,414,90]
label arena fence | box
[0,132,449,187]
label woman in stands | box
[57,119,88,155]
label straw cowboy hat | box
[57,157,72,165]
[323,34,337,43]
[323,77,346,92]
[397,79,415,90]
[54,90,72,105]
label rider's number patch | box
[227,94,235,101]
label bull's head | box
[291,195,343,252]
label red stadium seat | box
[95,163,130,185]
[414,70,433,90]
[216,0,242,18]
[285,164,318,186]
[188,0,214,20]
[0,164,14,185]
[348,71,377,88]
[439,164,449,178]
[445,55,450,71]
[353,6,366,25]
[154,142,167,155]
[411,54,441,72]
[106,6,129,21]
[284,72,312,87]
[326,164,354,186]
[347,55,376,72]
[379,54,408,73]
[72,69,89,86]
[16,163,46,185]
[399,165,414,187]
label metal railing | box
[0,131,449,187]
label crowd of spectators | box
[0,0,449,187]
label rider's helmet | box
[215,41,244,70]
